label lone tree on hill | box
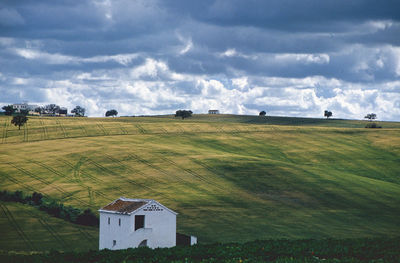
[259,111,266,116]
[11,115,28,130]
[105,109,118,117]
[175,110,192,120]
[364,113,377,121]
[324,110,332,119]
[71,106,85,117]
[2,105,15,116]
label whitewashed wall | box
[99,201,176,250]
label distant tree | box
[20,109,30,116]
[324,110,332,119]
[175,110,193,120]
[35,106,44,114]
[44,104,61,115]
[2,105,15,116]
[71,106,85,117]
[259,111,266,116]
[105,109,118,117]
[364,113,377,122]
[11,115,28,130]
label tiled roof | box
[101,198,148,214]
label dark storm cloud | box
[0,0,399,120]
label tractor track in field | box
[103,154,175,201]
[79,124,88,136]
[40,120,49,140]
[24,208,73,251]
[0,203,35,250]
[62,157,131,201]
[157,156,226,191]
[135,124,147,134]
[78,228,97,245]
[49,159,113,202]
[56,119,67,138]
[82,157,149,198]
[96,123,109,135]
[118,124,129,135]
[35,158,104,198]
[7,162,91,206]
[23,121,28,142]
[188,158,234,190]
[0,123,279,145]
[38,217,71,250]
[127,153,192,188]
[2,118,8,144]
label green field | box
[0,115,399,252]
[0,201,97,252]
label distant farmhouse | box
[99,197,197,250]
[12,103,39,115]
[208,110,219,114]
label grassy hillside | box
[0,115,399,251]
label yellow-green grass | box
[0,201,98,252]
[0,115,399,251]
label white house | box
[12,103,38,113]
[208,110,219,114]
[99,197,178,250]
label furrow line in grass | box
[96,123,108,135]
[188,158,236,194]
[61,157,124,201]
[103,154,175,202]
[78,228,97,245]
[25,206,73,251]
[24,121,28,142]
[159,127,169,134]
[128,153,190,187]
[0,203,35,250]
[2,171,44,194]
[40,120,49,140]
[158,156,226,191]
[38,217,70,250]
[6,162,91,206]
[174,124,185,133]
[80,124,88,136]
[56,119,67,138]
[2,117,8,144]
[82,157,143,198]
[118,124,128,135]
[135,124,147,134]
[34,158,97,194]
[46,159,112,202]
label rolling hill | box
[0,114,399,252]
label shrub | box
[365,122,382,128]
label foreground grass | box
[0,202,98,252]
[0,115,399,251]
[1,237,399,263]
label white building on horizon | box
[99,197,180,250]
[12,102,38,113]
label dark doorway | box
[176,233,191,246]
[138,239,147,247]
[135,215,145,230]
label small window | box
[118,218,121,226]
[113,240,116,247]
[108,217,110,225]
[135,215,145,230]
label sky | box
[0,0,399,120]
